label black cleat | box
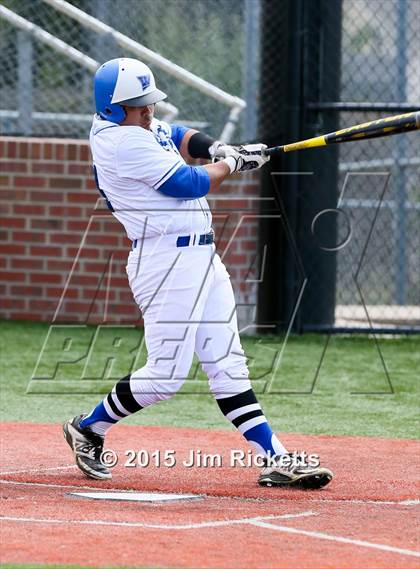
[258,452,333,489]
[63,414,111,480]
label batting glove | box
[208,140,226,160]
[221,143,270,174]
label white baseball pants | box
[125,235,252,407]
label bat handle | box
[263,145,284,156]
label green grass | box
[1,320,419,438]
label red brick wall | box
[0,137,261,326]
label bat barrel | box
[325,111,420,145]
[263,111,420,156]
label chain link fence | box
[0,0,419,331]
[0,0,245,138]
[335,0,419,330]
[258,0,419,332]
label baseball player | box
[63,58,333,489]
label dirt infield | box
[1,423,419,568]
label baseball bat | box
[263,111,420,156]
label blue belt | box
[132,230,214,250]
[176,230,214,247]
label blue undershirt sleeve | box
[156,164,210,200]
[170,124,189,151]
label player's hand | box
[209,142,235,162]
[210,143,246,163]
[208,140,225,160]
[221,143,270,173]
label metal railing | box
[1,0,246,139]
[42,0,246,141]
[0,4,178,127]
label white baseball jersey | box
[89,115,212,240]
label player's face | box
[138,104,156,130]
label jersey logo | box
[137,75,151,91]
[154,124,179,154]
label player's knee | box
[207,362,251,398]
[203,351,248,383]
[143,357,190,380]
[149,377,185,401]
[131,365,186,403]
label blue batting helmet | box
[94,58,167,124]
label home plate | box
[69,491,204,502]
